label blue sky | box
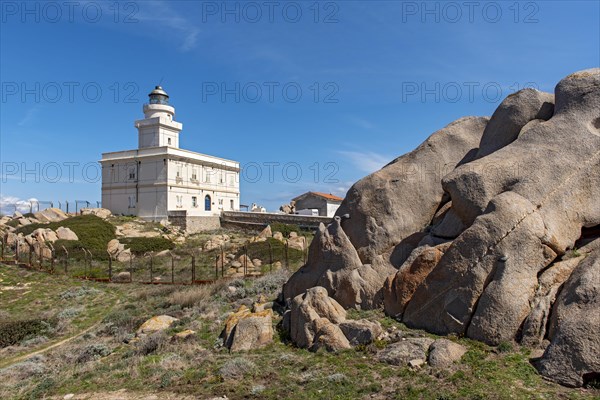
[1,0,599,212]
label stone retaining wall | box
[220,211,332,230]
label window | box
[220,173,225,184]
[192,196,197,207]
[128,195,136,208]
[128,167,136,180]
[192,168,197,181]
[205,168,211,183]
[176,195,182,208]
[218,199,223,205]
[205,195,211,211]
[176,165,182,178]
[168,138,171,145]
[230,199,234,210]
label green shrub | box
[16,215,115,254]
[270,222,301,237]
[76,343,111,363]
[6,219,21,228]
[119,236,175,255]
[0,318,56,347]
[497,341,514,353]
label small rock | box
[427,339,467,368]
[377,337,434,366]
[56,226,78,241]
[173,329,196,341]
[137,315,178,335]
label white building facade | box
[100,86,240,223]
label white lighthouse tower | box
[136,86,183,148]
[100,86,241,231]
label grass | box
[0,263,597,400]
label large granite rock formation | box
[282,69,600,387]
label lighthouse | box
[100,86,240,231]
[136,86,183,149]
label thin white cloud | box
[18,107,39,127]
[0,195,38,215]
[348,116,376,130]
[337,150,392,174]
[135,1,200,52]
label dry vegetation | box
[1,262,598,400]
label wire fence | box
[1,200,101,216]
[0,235,307,285]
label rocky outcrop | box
[537,250,600,387]
[284,217,393,309]
[287,287,381,351]
[336,116,488,264]
[226,309,274,352]
[80,208,112,219]
[33,208,68,223]
[383,242,450,318]
[289,287,347,349]
[282,69,600,387]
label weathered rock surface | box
[34,208,68,223]
[309,317,351,352]
[383,243,450,318]
[283,217,394,309]
[475,88,554,158]
[289,287,346,349]
[80,208,112,219]
[520,256,584,347]
[537,250,600,387]
[56,227,78,241]
[227,309,274,352]
[258,225,272,239]
[403,70,600,347]
[137,315,178,335]
[427,339,467,368]
[376,337,434,366]
[336,116,488,264]
[281,69,600,387]
[338,319,383,346]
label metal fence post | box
[268,241,273,272]
[146,252,153,283]
[0,236,4,260]
[107,250,112,281]
[49,244,55,273]
[28,244,33,267]
[243,245,248,276]
[285,240,289,269]
[191,254,196,284]
[62,246,68,274]
[303,237,307,264]
[129,254,134,282]
[85,249,93,279]
[220,245,224,278]
[170,252,175,284]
